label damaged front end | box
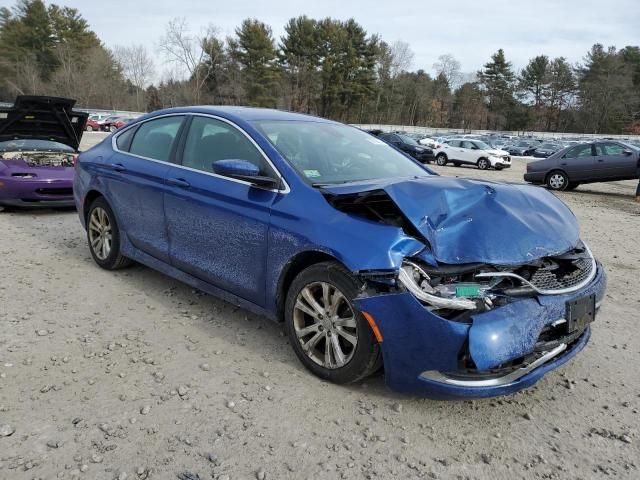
[324,177,606,398]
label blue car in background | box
[74,107,606,399]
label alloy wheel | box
[293,281,358,369]
[436,155,447,166]
[478,158,489,170]
[88,207,112,260]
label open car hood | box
[322,176,579,265]
[0,96,88,151]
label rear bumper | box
[354,264,606,399]
[0,178,74,207]
[524,172,545,183]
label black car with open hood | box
[0,96,88,151]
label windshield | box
[0,139,75,152]
[474,141,492,150]
[252,121,430,185]
[398,134,420,146]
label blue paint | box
[74,106,607,398]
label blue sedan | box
[74,107,606,399]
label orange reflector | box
[362,311,383,343]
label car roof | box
[140,106,339,125]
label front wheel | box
[86,126,93,132]
[285,262,381,384]
[436,154,448,166]
[86,197,131,270]
[477,158,490,170]
[546,170,569,191]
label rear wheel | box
[477,158,490,170]
[285,262,381,384]
[436,154,448,166]
[86,197,131,270]
[546,170,569,191]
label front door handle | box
[560,162,568,166]
[597,159,604,162]
[110,163,126,172]
[166,177,191,189]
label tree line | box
[1,0,639,134]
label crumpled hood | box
[322,176,579,265]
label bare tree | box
[114,44,155,111]
[159,17,222,104]
[433,53,462,89]
[390,40,414,77]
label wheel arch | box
[276,250,344,321]
[83,189,104,222]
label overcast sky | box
[54,0,639,79]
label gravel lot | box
[1,131,639,479]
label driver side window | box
[182,116,271,176]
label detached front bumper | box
[0,178,75,207]
[354,263,606,399]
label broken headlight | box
[398,261,496,312]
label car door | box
[461,141,478,164]
[105,115,186,262]
[446,140,462,161]
[558,144,596,181]
[594,142,637,180]
[163,115,282,306]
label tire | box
[109,125,117,132]
[565,182,580,191]
[436,154,448,166]
[285,261,382,384]
[86,196,131,270]
[477,158,490,170]
[546,170,569,191]
[86,126,93,132]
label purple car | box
[0,96,87,208]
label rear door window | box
[129,116,184,162]
[564,144,594,159]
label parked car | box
[85,118,101,131]
[0,96,87,208]
[100,116,126,132]
[524,141,640,190]
[506,141,538,156]
[376,132,435,163]
[111,117,136,131]
[434,139,511,170]
[532,143,561,158]
[74,106,606,399]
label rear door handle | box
[110,163,126,172]
[166,177,191,189]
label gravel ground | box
[0,132,639,479]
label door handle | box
[110,163,126,172]
[166,177,191,188]
[560,162,567,166]
[597,159,604,162]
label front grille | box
[529,256,593,291]
[35,187,73,196]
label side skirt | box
[119,233,278,322]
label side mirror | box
[212,159,278,189]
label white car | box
[434,138,511,170]
[418,137,438,148]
